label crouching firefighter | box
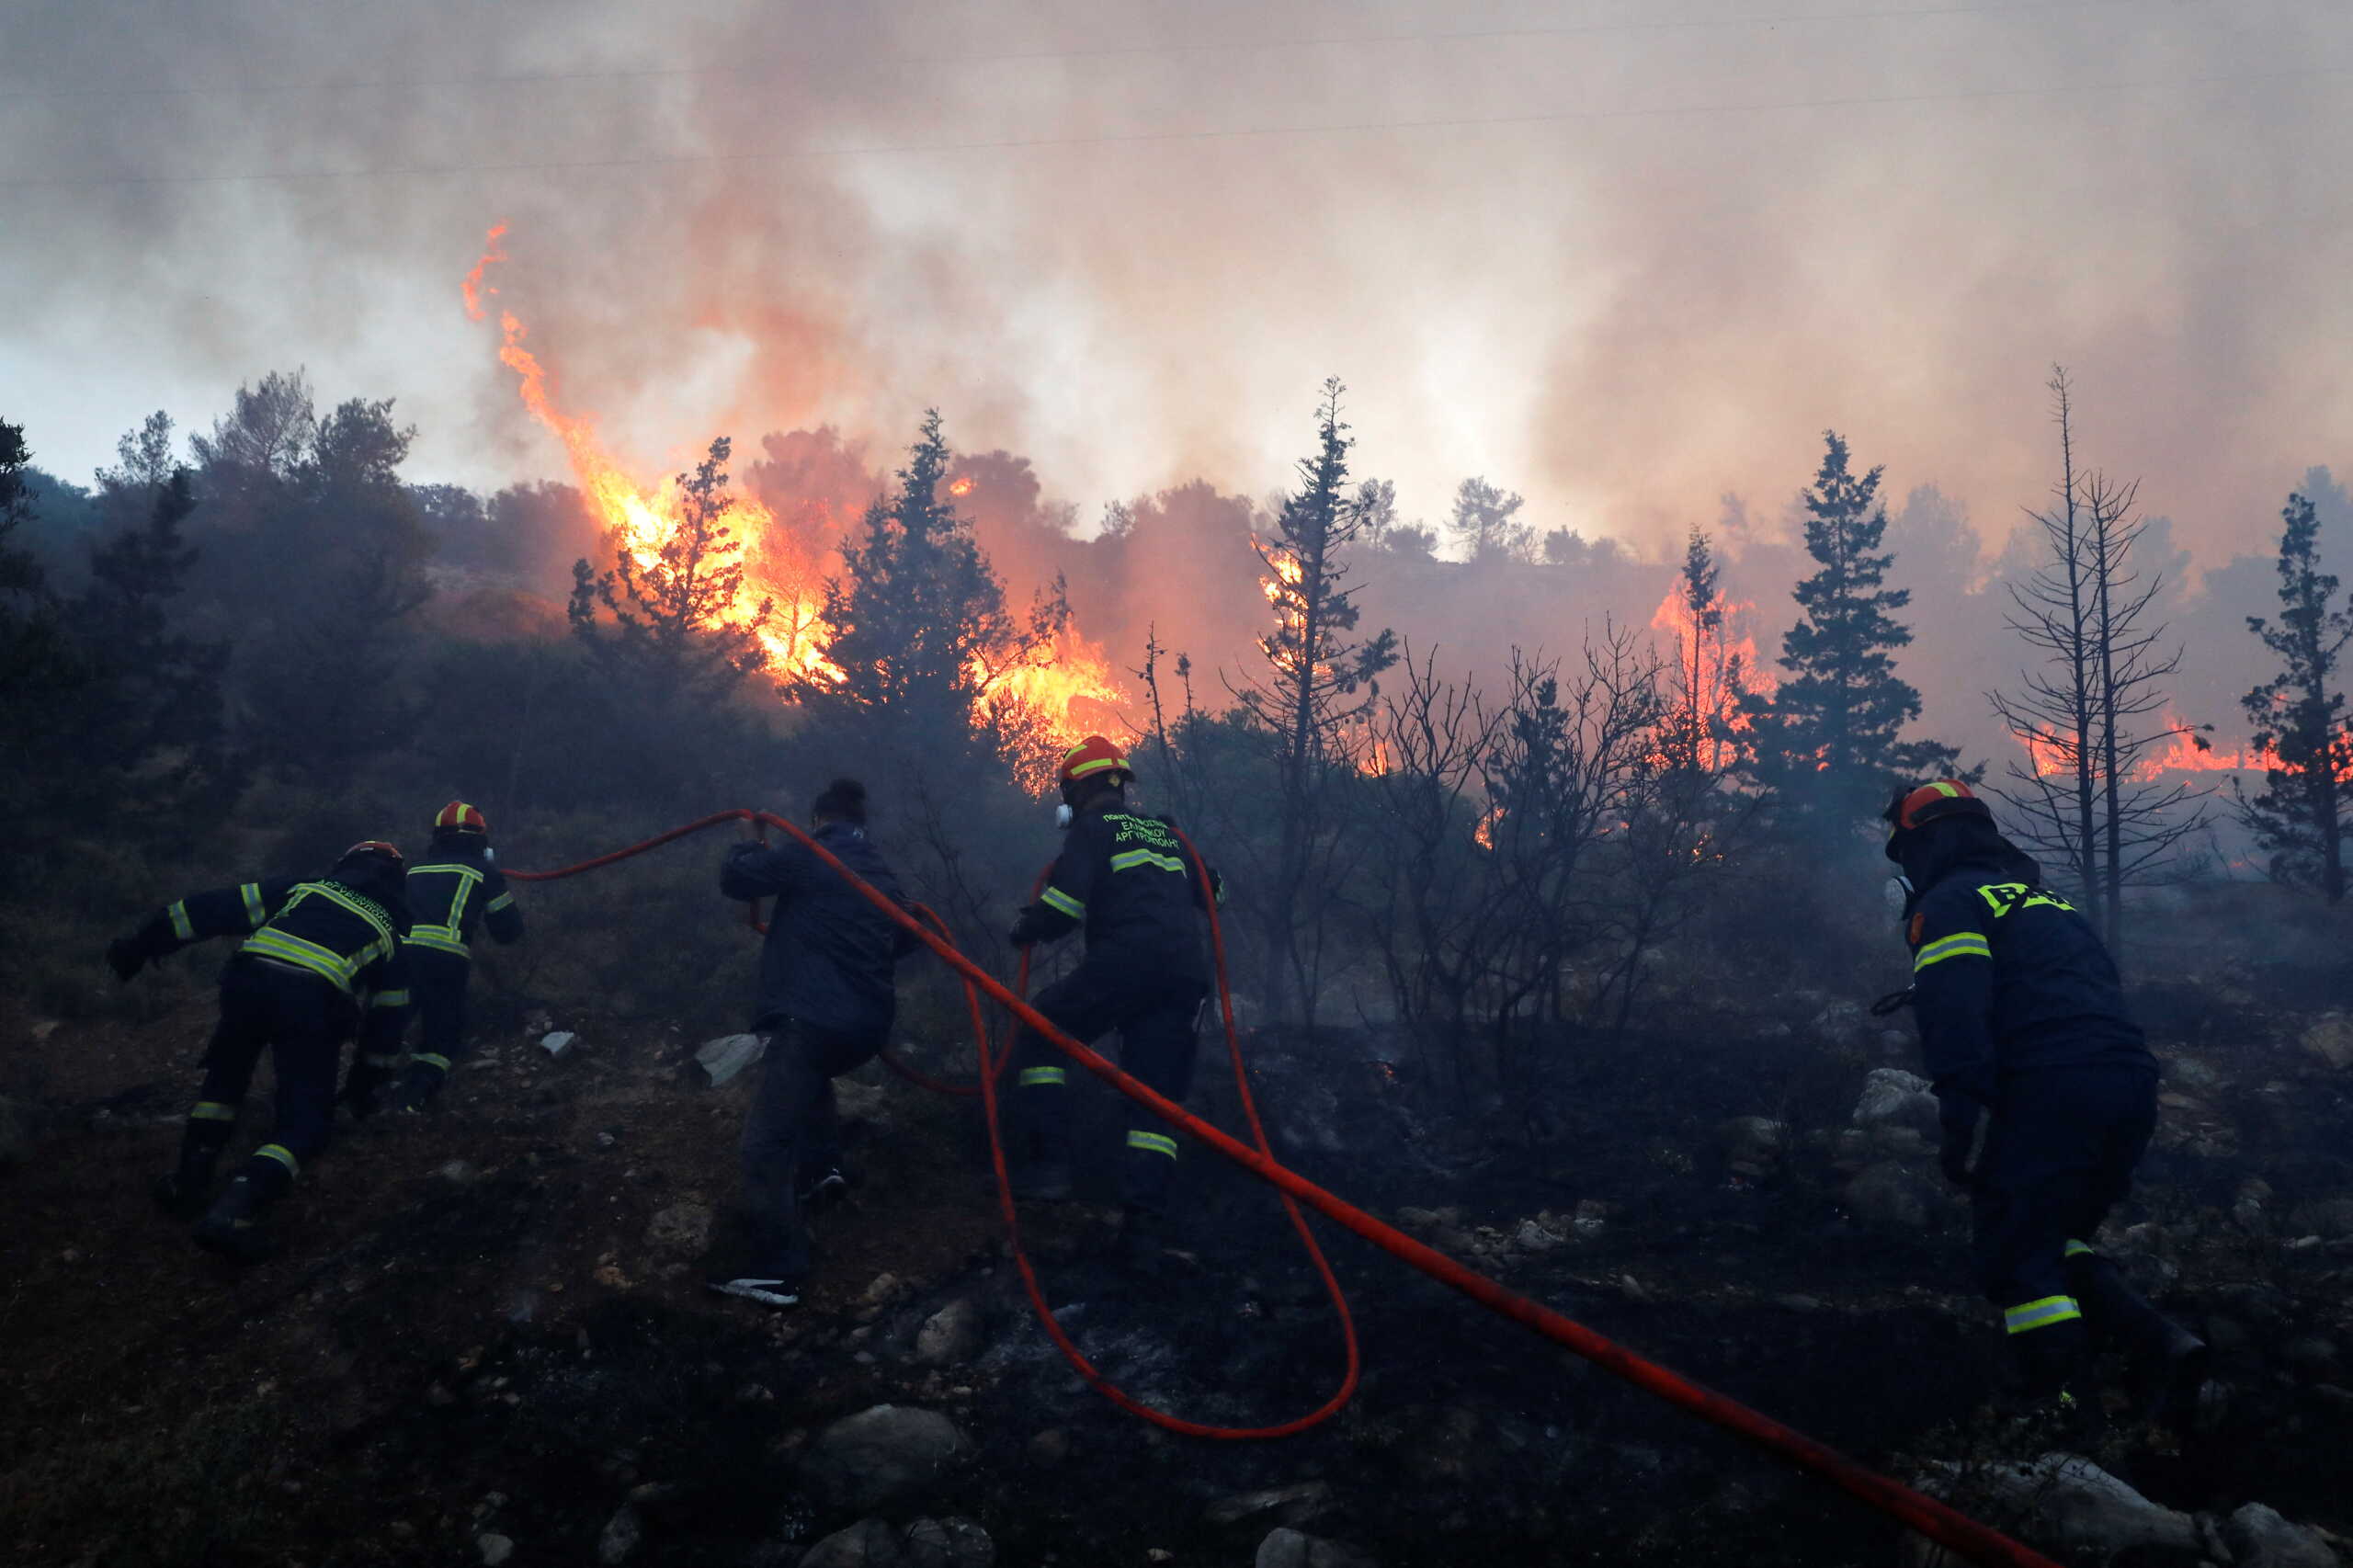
[705,778,920,1308]
[108,842,414,1262]
[1006,735,1222,1270]
[389,801,523,1112]
[1883,780,2206,1437]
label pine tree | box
[2236,492,2353,902]
[1660,524,1747,780]
[0,418,69,706]
[1446,476,1529,563]
[1745,430,1954,827]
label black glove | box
[107,937,147,983]
[1937,1092,1984,1188]
[1868,985,1915,1017]
[1007,908,1049,948]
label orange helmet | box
[434,801,489,836]
[1058,735,1133,794]
[1883,779,1991,855]
[335,841,405,873]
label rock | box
[541,1030,579,1059]
[1513,1218,1566,1252]
[1571,1199,1610,1237]
[644,1202,713,1256]
[1812,999,1869,1051]
[1255,1527,1378,1568]
[697,1033,766,1085]
[1916,1455,2198,1562]
[901,1517,995,1568]
[438,1160,477,1184]
[1843,1161,1945,1233]
[1719,1116,1789,1176]
[799,1518,903,1568]
[2299,1014,2353,1069]
[1852,1068,1941,1140]
[800,1405,965,1511]
[915,1298,983,1368]
[1205,1482,1335,1528]
[598,1502,643,1563]
[477,1535,515,1566]
[2221,1503,2336,1568]
[1027,1427,1070,1466]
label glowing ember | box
[947,476,976,497]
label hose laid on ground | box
[509,810,2063,1568]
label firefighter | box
[705,778,919,1308]
[1006,735,1222,1270]
[1884,779,2206,1437]
[388,801,524,1112]
[108,841,414,1262]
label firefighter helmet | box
[336,840,406,873]
[1058,735,1133,791]
[434,801,489,836]
[1883,779,1992,845]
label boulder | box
[1924,1455,2200,1562]
[800,1518,903,1568]
[698,1033,766,1086]
[1843,1161,1944,1233]
[1852,1068,1941,1140]
[476,1536,516,1567]
[800,1405,965,1512]
[1256,1528,1379,1568]
[1514,1219,1566,1252]
[598,1502,643,1564]
[901,1517,995,1568]
[915,1299,983,1368]
[2220,1503,2336,1568]
[2299,1014,2353,1069]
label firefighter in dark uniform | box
[108,841,414,1261]
[706,778,920,1308]
[1006,735,1222,1265]
[1884,780,2206,1434]
[390,801,524,1112]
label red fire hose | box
[508,809,2063,1568]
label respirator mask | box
[1054,802,1074,830]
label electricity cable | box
[506,806,2065,1568]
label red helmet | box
[1883,779,1992,851]
[434,801,489,835]
[1058,735,1133,791]
[337,840,405,872]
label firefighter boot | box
[2069,1251,2208,1435]
[153,1106,236,1220]
[193,1173,281,1264]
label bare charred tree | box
[1988,369,2211,946]
[2235,491,2353,902]
[1229,378,1399,1025]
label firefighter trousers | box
[734,1017,881,1280]
[1971,1062,2157,1380]
[177,957,352,1203]
[1008,963,1206,1214]
[397,947,472,1099]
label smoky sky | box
[5,0,2351,573]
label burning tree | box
[1744,430,1957,830]
[1654,524,1753,783]
[1230,378,1398,1024]
[1987,369,2211,945]
[2234,491,2353,903]
[569,435,774,706]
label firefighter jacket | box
[127,877,415,1049]
[722,824,918,1040]
[1021,803,1221,983]
[1904,846,2154,1108]
[403,845,522,960]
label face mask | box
[1055,803,1074,830]
[1885,874,1912,915]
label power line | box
[0,0,2213,104]
[3,57,2342,193]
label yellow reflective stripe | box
[410,863,485,885]
[1125,1130,1179,1159]
[241,929,361,991]
[1018,1066,1067,1087]
[240,883,267,929]
[404,926,472,956]
[1063,755,1124,778]
[414,1053,452,1072]
[485,892,515,912]
[301,882,397,947]
[189,1100,238,1122]
[1108,848,1187,874]
[1040,887,1085,920]
[2004,1295,2083,1334]
[369,988,411,1009]
[1927,781,1963,801]
[1914,934,1992,972]
[2064,1238,2096,1258]
[168,901,196,941]
[256,1143,300,1176]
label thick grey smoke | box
[5,0,2349,574]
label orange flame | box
[1649,583,1772,772]
[469,226,1127,746]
